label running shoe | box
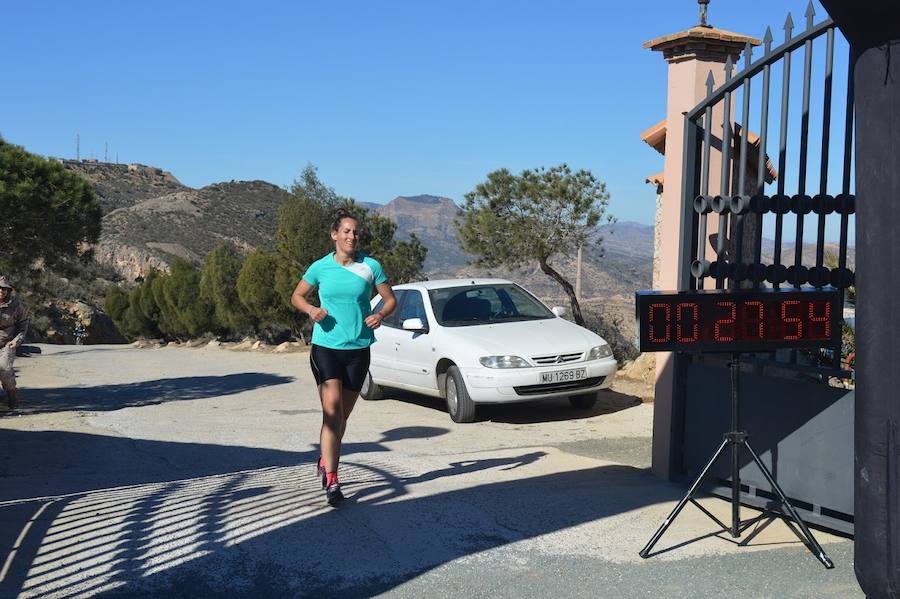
[325,482,344,506]
[316,457,326,489]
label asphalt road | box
[0,345,863,598]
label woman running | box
[291,208,396,506]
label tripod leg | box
[743,440,835,569]
[731,440,741,537]
[640,437,731,558]
[690,498,730,531]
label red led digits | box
[781,300,803,340]
[676,302,699,342]
[744,300,764,339]
[636,290,838,352]
[648,303,671,343]
[808,300,831,339]
[714,301,737,341]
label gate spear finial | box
[698,0,711,28]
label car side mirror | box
[551,306,567,317]
[402,317,426,331]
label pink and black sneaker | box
[325,472,343,506]
[316,457,326,489]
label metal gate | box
[672,7,856,533]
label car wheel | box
[445,366,476,423]
[569,393,597,410]
[360,370,383,400]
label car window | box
[429,284,554,327]
[500,285,553,318]
[374,292,404,328]
[398,290,429,327]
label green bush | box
[162,259,215,338]
[237,249,286,328]
[200,243,253,334]
[124,285,157,338]
[104,285,129,324]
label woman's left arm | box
[364,283,397,329]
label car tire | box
[569,393,597,410]
[445,366,476,423]
[360,370,383,400]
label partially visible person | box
[0,275,30,409]
[291,208,396,506]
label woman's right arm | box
[291,280,328,322]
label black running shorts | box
[309,345,371,391]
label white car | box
[363,278,617,423]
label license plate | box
[540,368,587,384]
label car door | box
[392,290,437,392]
[370,291,405,384]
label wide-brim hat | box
[0,275,14,289]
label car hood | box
[444,317,605,359]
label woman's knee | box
[320,381,344,417]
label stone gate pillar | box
[643,21,758,479]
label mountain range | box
[65,160,655,309]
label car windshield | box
[428,283,554,327]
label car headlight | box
[479,355,532,368]
[587,344,613,360]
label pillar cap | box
[644,26,760,64]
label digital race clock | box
[635,288,842,353]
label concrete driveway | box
[0,345,862,598]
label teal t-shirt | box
[301,251,388,349]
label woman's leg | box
[340,389,359,439]
[318,379,344,474]
[338,347,368,439]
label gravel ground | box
[0,344,862,598]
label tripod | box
[639,353,834,569]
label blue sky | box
[2,0,844,227]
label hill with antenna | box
[64,160,288,281]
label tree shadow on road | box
[5,373,295,415]
[0,425,675,599]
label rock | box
[274,341,304,353]
[619,352,656,383]
[186,337,213,348]
[92,241,171,282]
[30,300,127,345]
[227,338,255,351]
[251,340,262,350]
[131,338,163,349]
[73,302,127,344]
